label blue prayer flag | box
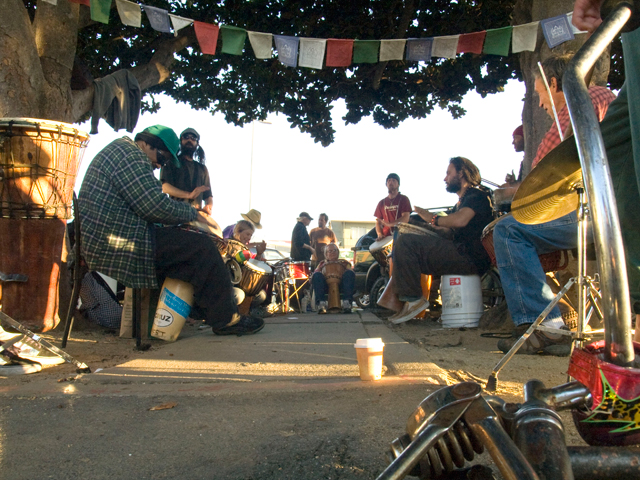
[143,5,171,33]
[541,15,575,49]
[274,35,299,68]
[406,38,433,62]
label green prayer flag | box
[90,0,111,24]
[353,40,380,64]
[483,26,512,56]
[220,25,247,55]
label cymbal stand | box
[486,186,602,392]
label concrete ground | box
[0,310,462,480]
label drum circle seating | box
[0,118,90,331]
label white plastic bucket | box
[151,278,194,342]
[440,274,483,328]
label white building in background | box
[329,220,376,250]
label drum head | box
[370,236,393,251]
[397,222,440,238]
[246,258,272,274]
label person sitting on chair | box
[388,157,493,325]
[231,220,269,308]
[312,243,355,314]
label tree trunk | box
[513,0,611,176]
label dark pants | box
[393,234,478,299]
[155,227,237,329]
[312,270,356,301]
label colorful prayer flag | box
[406,38,433,62]
[512,22,539,53]
[194,21,219,55]
[248,32,273,59]
[379,39,406,61]
[457,31,486,54]
[116,0,141,28]
[483,26,512,56]
[432,35,459,59]
[220,25,247,55]
[325,39,353,67]
[274,35,300,68]
[170,14,193,36]
[90,0,111,24]
[299,38,327,69]
[143,5,171,33]
[353,40,380,64]
[541,14,574,49]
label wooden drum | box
[369,236,393,268]
[0,119,89,331]
[238,259,272,296]
[322,260,346,311]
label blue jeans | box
[312,270,355,301]
[493,213,578,326]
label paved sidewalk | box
[0,310,449,480]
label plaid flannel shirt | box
[78,137,197,288]
[532,85,616,169]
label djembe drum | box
[0,118,90,331]
[322,260,346,312]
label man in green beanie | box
[78,125,264,336]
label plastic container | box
[151,278,194,342]
[354,338,385,380]
[440,274,483,328]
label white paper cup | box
[354,338,385,381]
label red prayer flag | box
[457,31,486,54]
[69,0,91,5]
[194,21,219,55]
[326,39,353,67]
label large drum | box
[0,119,89,331]
[226,239,246,259]
[238,259,272,296]
[369,236,393,268]
[181,220,227,257]
[481,214,569,272]
[0,118,90,219]
[322,260,346,311]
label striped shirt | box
[532,85,616,169]
[78,137,197,288]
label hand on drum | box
[251,240,267,256]
[189,185,211,200]
[414,206,433,223]
[196,211,223,237]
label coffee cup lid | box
[354,338,384,348]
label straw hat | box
[241,209,262,229]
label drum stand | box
[486,187,603,391]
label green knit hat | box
[142,125,180,167]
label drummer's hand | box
[256,240,267,256]
[504,171,517,185]
[189,185,211,200]
[202,204,213,216]
[196,211,222,236]
[572,0,604,32]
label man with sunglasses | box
[160,127,213,215]
[79,125,264,336]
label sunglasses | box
[155,150,170,166]
[181,134,198,141]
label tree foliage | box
[6,0,572,145]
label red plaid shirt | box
[532,85,616,169]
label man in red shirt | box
[374,173,412,241]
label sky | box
[76,78,526,243]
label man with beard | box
[388,157,493,324]
[160,128,213,215]
[374,173,412,241]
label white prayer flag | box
[379,39,406,61]
[299,38,327,69]
[116,0,141,27]
[432,35,459,59]
[169,15,193,36]
[248,31,274,59]
[42,0,57,5]
[566,13,588,34]
[512,22,539,53]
